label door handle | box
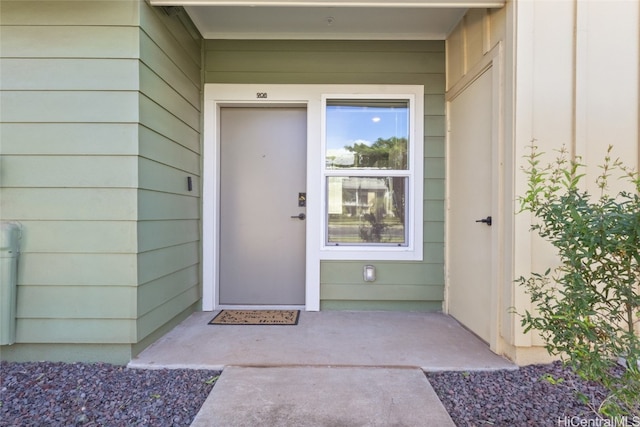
[475,216,492,226]
[290,213,306,220]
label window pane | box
[327,177,407,245]
[326,100,409,170]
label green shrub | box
[518,145,640,418]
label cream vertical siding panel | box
[445,22,465,89]
[525,0,576,350]
[136,2,202,343]
[511,0,640,355]
[205,40,446,311]
[575,0,639,195]
[465,9,487,67]
[446,0,640,364]
[0,0,140,355]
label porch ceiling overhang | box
[150,0,505,40]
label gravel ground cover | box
[0,360,619,427]
[427,361,613,426]
[0,362,220,427]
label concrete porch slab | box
[190,366,456,427]
[129,311,515,371]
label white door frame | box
[203,84,321,311]
[202,83,424,311]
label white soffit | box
[150,0,505,40]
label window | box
[321,94,423,259]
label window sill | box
[319,246,423,261]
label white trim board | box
[202,84,424,311]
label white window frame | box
[320,93,423,260]
[202,84,423,311]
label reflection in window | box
[327,177,406,245]
[325,100,409,170]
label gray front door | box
[219,107,307,305]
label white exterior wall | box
[447,0,640,364]
[511,0,639,364]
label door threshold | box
[215,305,306,311]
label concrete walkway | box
[190,366,456,427]
[129,311,516,426]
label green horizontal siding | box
[17,221,137,253]
[136,2,202,344]
[321,262,444,285]
[1,189,137,220]
[137,242,199,285]
[0,1,140,26]
[139,5,201,84]
[137,266,199,315]
[1,156,137,188]
[205,72,438,85]
[136,288,200,339]
[138,158,198,194]
[140,33,201,106]
[1,91,139,123]
[18,254,137,286]
[206,51,444,74]
[16,319,135,344]
[0,0,204,362]
[137,220,199,252]
[140,65,200,129]
[0,123,139,155]
[321,301,443,311]
[17,286,136,318]
[1,59,139,91]
[137,190,199,220]
[0,344,133,364]
[320,284,444,301]
[205,39,446,311]
[139,95,200,152]
[139,126,200,173]
[0,26,140,58]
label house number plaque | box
[256,92,268,99]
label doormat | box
[209,310,300,325]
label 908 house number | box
[256,92,268,99]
